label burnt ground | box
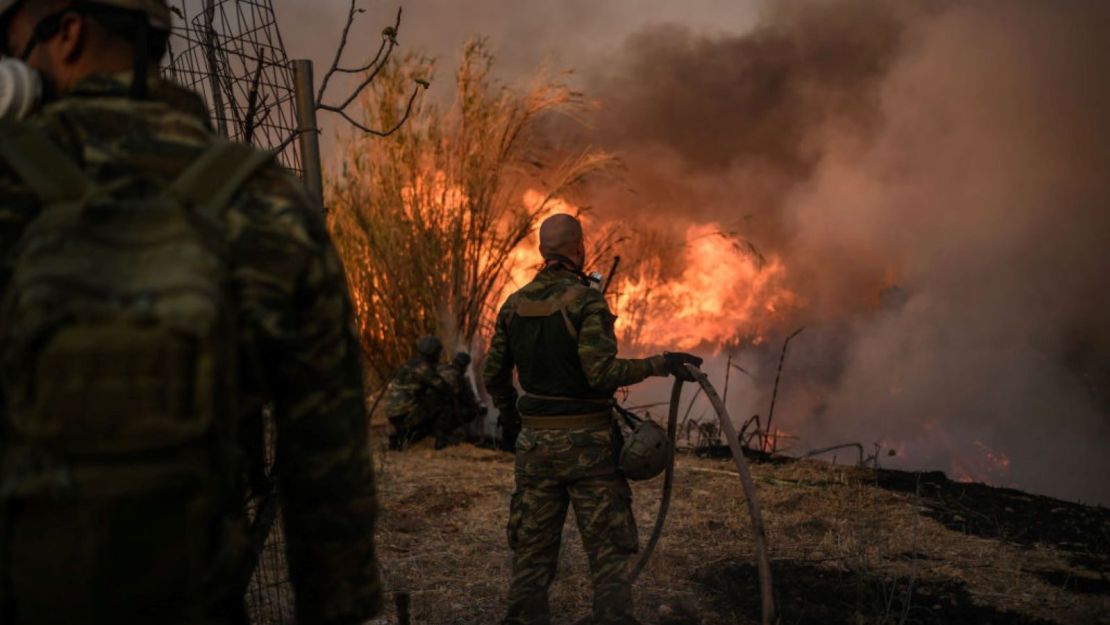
[361,432,1109,625]
[873,469,1110,574]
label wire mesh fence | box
[242,408,295,625]
[164,0,302,175]
[162,2,299,622]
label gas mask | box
[0,56,43,121]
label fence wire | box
[163,2,299,622]
[164,0,302,175]
[242,409,295,625]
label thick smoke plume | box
[580,0,1110,503]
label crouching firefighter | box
[483,214,701,625]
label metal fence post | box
[291,59,324,210]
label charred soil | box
[365,434,1109,625]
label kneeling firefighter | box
[483,214,701,625]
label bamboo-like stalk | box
[763,327,804,453]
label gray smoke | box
[787,0,1110,503]
[593,0,1110,503]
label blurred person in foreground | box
[0,1,381,622]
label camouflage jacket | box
[483,265,666,423]
[439,363,482,413]
[0,74,381,623]
[384,357,451,419]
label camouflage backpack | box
[0,122,271,624]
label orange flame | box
[942,436,1013,485]
[614,224,796,350]
[502,191,797,352]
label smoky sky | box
[270,0,1110,502]
[594,0,1110,503]
[272,0,760,162]
[275,0,757,82]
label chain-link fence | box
[164,0,302,174]
[241,409,294,624]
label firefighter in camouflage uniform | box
[483,214,701,625]
[437,351,488,445]
[385,335,453,449]
[0,1,381,623]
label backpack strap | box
[0,121,90,204]
[557,285,590,341]
[512,284,591,340]
[168,141,274,219]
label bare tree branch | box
[314,0,363,102]
[316,4,407,123]
[277,2,424,152]
[763,326,806,453]
[315,2,402,103]
[333,81,426,137]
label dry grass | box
[363,433,1109,625]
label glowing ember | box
[763,428,799,453]
[949,439,1013,486]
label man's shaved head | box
[539,213,585,270]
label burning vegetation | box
[327,1,1110,502]
[311,0,1110,623]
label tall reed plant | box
[327,39,612,383]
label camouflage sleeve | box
[416,360,452,394]
[0,166,36,418]
[0,165,37,312]
[382,367,412,419]
[482,300,519,421]
[576,289,667,390]
[236,167,382,624]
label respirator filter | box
[0,57,43,121]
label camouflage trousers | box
[388,403,455,447]
[504,426,640,625]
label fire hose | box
[592,365,777,625]
[681,364,776,625]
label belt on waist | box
[520,410,613,430]
[522,393,612,405]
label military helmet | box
[0,0,174,31]
[619,419,671,481]
[416,335,443,360]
